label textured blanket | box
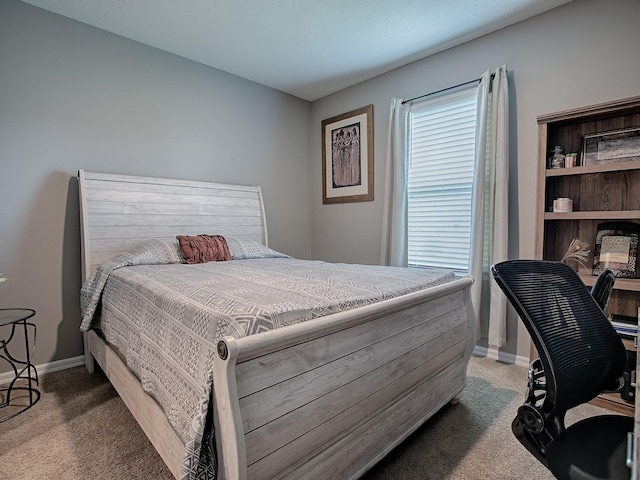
[79,239,456,480]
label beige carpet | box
[0,356,620,480]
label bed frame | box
[78,170,476,480]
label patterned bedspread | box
[80,239,456,480]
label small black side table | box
[0,308,40,422]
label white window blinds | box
[407,86,478,274]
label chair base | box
[546,415,633,480]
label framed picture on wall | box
[321,104,374,204]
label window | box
[407,86,478,274]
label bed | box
[77,169,477,480]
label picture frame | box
[582,126,640,166]
[592,221,639,278]
[322,104,373,204]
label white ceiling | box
[21,0,572,101]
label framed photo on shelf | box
[592,222,639,278]
[582,126,640,166]
[321,105,374,204]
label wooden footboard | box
[213,276,474,480]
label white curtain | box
[470,65,509,347]
[380,66,509,347]
[380,98,410,267]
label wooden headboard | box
[78,170,268,281]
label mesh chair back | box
[590,269,615,312]
[491,260,627,415]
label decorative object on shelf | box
[560,238,590,270]
[565,153,578,168]
[582,126,640,166]
[553,197,573,212]
[549,145,565,168]
[321,104,374,204]
[592,222,639,278]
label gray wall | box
[310,0,640,362]
[0,0,312,371]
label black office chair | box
[491,260,634,480]
[590,268,616,312]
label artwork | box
[592,222,639,278]
[322,105,373,204]
[582,126,640,166]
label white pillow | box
[225,237,290,260]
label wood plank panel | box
[84,212,261,226]
[88,223,264,239]
[238,306,468,432]
[88,231,263,249]
[83,173,258,194]
[86,202,261,216]
[250,358,466,480]
[547,160,640,176]
[235,290,464,398]
[244,321,467,465]
[85,188,261,208]
[78,170,268,279]
[537,96,640,124]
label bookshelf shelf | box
[579,274,640,293]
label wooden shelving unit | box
[535,96,640,416]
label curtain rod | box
[401,74,493,105]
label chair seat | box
[547,415,634,480]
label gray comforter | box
[79,239,456,479]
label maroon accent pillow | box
[176,235,232,264]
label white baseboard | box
[473,345,530,368]
[0,355,85,385]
